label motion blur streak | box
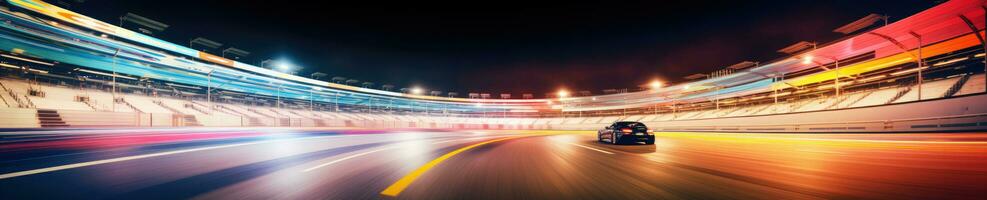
[0,129,985,199]
[0,140,262,179]
[301,137,497,172]
[0,132,349,179]
[380,136,527,197]
[565,142,615,154]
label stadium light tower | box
[780,41,846,101]
[407,87,426,115]
[557,89,570,119]
[648,80,663,115]
[800,53,844,98]
[310,87,321,111]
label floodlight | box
[649,81,663,89]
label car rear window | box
[615,122,646,128]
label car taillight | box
[621,128,633,134]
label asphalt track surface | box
[0,128,985,199]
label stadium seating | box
[82,90,136,113]
[26,96,92,111]
[159,98,208,115]
[563,117,586,124]
[0,72,983,129]
[893,78,959,103]
[255,108,284,118]
[0,79,31,107]
[833,91,869,109]
[122,95,175,114]
[220,103,264,117]
[622,115,645,122]
[956,74,986,96]
[639,114,660,121]
[850,88,899,107]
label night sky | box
[67,0,938,97]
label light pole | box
[206,70,212,114]
[310,87,319,112]
[714,85,720,110]
[557,90,569,120]
[909,32,924,100]
[276,83,282,111]
[649,81,663,115]
[334,91,340,112]
[111,49,120,112]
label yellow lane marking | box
[0,135,346,180]
[379,136,526,197]
[567,142,615,154]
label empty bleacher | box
[83,90,136,113]
[0,69,984,129]
[122,95,174,114]
[955,74,986,96]
[850,87,899,107]
[893,78,959,103]
[19,85,92,111]
[159,98,207,115]
[832,91,868,110]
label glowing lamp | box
[557,90,569,98]
[649,81,663,89]
[802,56,814,65]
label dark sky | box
[67,0,939,96]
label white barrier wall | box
[59,110,138,127]
[197,115,243,127]
[0,108,39,128]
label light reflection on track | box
[0,129,984,199]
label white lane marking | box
[301,136,502,172]
[0,135,348,180]
[567,142,615,154]
[431,136,493,144]
[301,146,399,172]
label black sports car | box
[598,121,655,144]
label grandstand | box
[0,0,985,133]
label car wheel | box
[597,134,603,142]
[611,133,618,145]
[645,139,655,145]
